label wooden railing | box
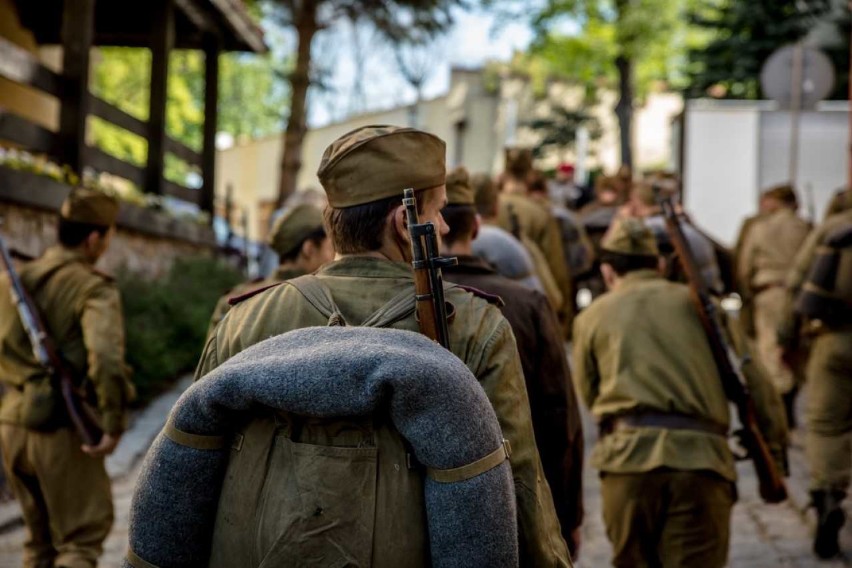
[0,34,206,209]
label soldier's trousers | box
[754,288,797,394]
[0,425,113,568]
[806,327,852,492]
[601,469,735,568]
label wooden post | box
[145,0,175,196]
[201,35,221,219]
[58,0,95,173]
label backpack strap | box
[287,275,348,326]
[289,274,419,329]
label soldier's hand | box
[570,527,581,560]
[82,433,121,457]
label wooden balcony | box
[0,0,265,219]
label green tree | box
[264,0,464,207]
[686,0,836,99]
[528,105,602,160]
[486,0,688,169]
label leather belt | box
[600,411,728,438]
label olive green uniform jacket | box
[738,209,811,394]
[0,245,134,568]
[0,246,134,433]
[207,266,305,337]
[197,256,571,567]
[780,209,852,491]
[498,193,575,338]
[572,270,787,481]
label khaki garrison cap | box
[268,203,325,256]
[317,125,446,208]
[60,187,119,227]
[601,217,659,257]
[446,166,475,206]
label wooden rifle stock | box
[659,198,787,504]
[403,188,457,349]
[0,235,103,446]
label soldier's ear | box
[390,204,409,244]
[472,214,482,241]
[657,256,666,275]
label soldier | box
[440,166,584,558]
[207,202,332,333]
[733,191,776,339]
[738,185,810,426]
[0,188,135,568]
[573,217,787,568]
[496,150,575,337]
[197,125,571,567]
[778,204,852,559]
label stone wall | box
[0,169,217,279]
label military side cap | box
[60,187,119,226]
[763,183,798,206]
[446,166,475,206]
[317,125,446,208]
[601,217,659,257]
[268,203,325,256]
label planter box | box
[0,166,215,247]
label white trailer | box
[681,99,849,246]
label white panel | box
[683,105,761,246]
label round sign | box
[760,45,835,108]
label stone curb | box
[0,375,191,534]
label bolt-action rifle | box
[403,188,457,349]
[660,198,787,504]
[0,235,103,446]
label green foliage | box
[685,0,839,99]
[89,45,289,188]
[118,257,243,404]
[528,105,602,158]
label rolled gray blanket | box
[125,326,517,568]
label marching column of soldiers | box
[0,123,849,567]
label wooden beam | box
[200,35,220,218]
[0,36,62,97]
[145,0,175,196]
[86,146,145,187]
[0,110,58,154]
[58,0,95,173]
[164,179,199,204]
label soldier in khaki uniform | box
[207,203,332,333]
[573,218,787,568]
[0,188,135,568]
[738,185,810,425]
[778,206,852,559]
[197,125,571,567]
[496,151,574,337]
[440,167,584,558]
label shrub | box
[117,256,243,406]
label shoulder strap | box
[288,274,418,329]
[287,275,348,326]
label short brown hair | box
[442,205,477,247]
[471,173,498,218]
[323,188,430,254]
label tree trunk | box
[277,0,318,207]
[614,53,633,170]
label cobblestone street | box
[0,381,849,567]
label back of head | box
[504,147,533,179]
[444,166,477,247]
[57,187,119,247]
[471,172,499,218]
[268,203,326,259]
[762,183,798,210]
[600,217,660,276]
[317,124,446,254]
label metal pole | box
[789,43,804,187]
